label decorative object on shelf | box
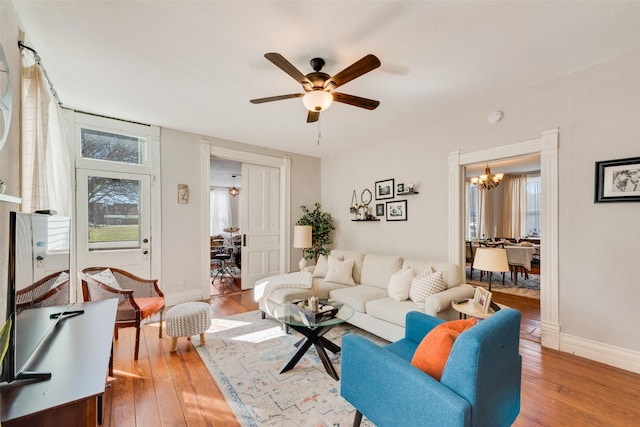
[472,247,509,292]
[470,164,504,190]
[350,190,358,214]
[0,43,13,152]
[376,203,384,216]
[361,188,372,206]
[594,156,640,203]
[229,175,240,197]
[385,199,407,221]
[178,184,189,204]
[293,225,312,271]
[397,182,419,195]
[296,203,335,262]
[0,178,5,194]
[375,178,394,200]
[397,183,404,193]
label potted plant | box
[296,202,335,263]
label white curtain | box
[21,54,71,216]
[210,188,232,235]
[527,176,541,235]
[502,174,527,238]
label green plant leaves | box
[296,202,335,261]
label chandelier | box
[229,175,240,197]
[470,164,504,190]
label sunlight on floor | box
[231,326,287,344]
[207,318,252,334]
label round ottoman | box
[165,301,210,351]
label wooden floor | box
[103,291,640,426]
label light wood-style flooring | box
[102,290,640,426]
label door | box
[76,169,151,277]
[241,163,280,289]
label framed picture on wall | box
[375,179,395,200]
[376,203,384,216]
[385,200,407,221]
[595,156,640,203]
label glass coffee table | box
[272,299,354,380]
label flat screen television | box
[1,211,72,383]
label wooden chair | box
[465,241,476,280]
[79,267,165,360]
[16,270,71,315]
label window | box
[467,182,479,239]
[81,128,147,165]
[526,175,541,236]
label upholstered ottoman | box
[165,301,210,351]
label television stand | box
[1,300,117,427]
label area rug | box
[465,266,540,299]
[196,310,387,426]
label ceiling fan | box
[250,53,381,123]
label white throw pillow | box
[312,254,343,278]
[409,268,446,308]
[50,271,70,290]
[90,268,122,290]
[387,266,416,302]
[324,256,356,286]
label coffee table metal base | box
[279,323,341,380]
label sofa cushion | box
[90,268,123,290]
[402,259,462,289]
[329,285,388,313]
[360,254,404,289]
[411,317,477,381]
[325,256,356,285]
[365,297,418,327]
[387,266,415,301]
[409,269,448,308]
[330,250,365,284]
[313,254,343,278]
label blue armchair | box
[341,309,522,427]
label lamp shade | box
[302,90,333,112]
[472,248,509,272]
[293,225,312,249]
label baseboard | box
[560,332,640,374]
[165,288,207,307]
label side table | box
[451,299,507,320]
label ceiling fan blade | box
[324,54,381,90]
[307,111,320,123]
[250,93,303,104]
[332,92,380,110]
[265,53,312,90]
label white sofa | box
[257,249,475,342]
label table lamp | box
[472,247,509,292]
[293,225,312,271]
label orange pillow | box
[410,318,476,381]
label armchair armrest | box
[341,334,471,427]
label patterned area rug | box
[465,266,540,299]
[196,310,387,426]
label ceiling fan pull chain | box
[317,117,321,145]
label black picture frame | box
[595,156,640,203]
[376,203,384,216]
[386,200,407,221]
[375,179,395,200]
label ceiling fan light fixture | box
[302,90,333,112]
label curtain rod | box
[18,41,63,107]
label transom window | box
[81,128,147,165]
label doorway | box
[449,128,560,350]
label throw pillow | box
[90,268,123,290]
[387,266,416,302]
[50,271,70,290]
[409,268,448,308]
[312,254,342,278]
[324,256,356,286]
[411,317,477,381]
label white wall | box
[321,49,640,363]
[160,128,320,303]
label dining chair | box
[79,267,165,360]
[465,241,476,280]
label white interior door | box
[76,169,151,277]
[241,163,281,289]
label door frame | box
[200,142,291,299]
[448,128,560,350]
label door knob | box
[143,238,149,243]
[143,250,149,255]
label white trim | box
[203,142,291,295]
[200,142,212,300]
[561,333,640,375]
[449,128,560,350]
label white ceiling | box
[11,1,640,158]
